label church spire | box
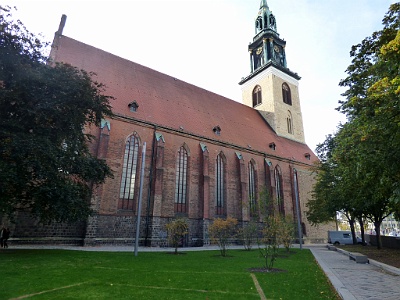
[255,0,276,34]
[247,1,289,73]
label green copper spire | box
[255,0,276,34]
[240,1,300,86]
[260,0,269,9]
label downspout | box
[144,126,157,246]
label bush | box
[238,220,258,251]
[165,218,188,254]
[257,215,281,271]
[208,217,238,256]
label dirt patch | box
[165,252,187,255]
[248,267,287,273]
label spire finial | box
[260,0,269,9]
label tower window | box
[287,111,293,134]
[252,85,262,107]
[282,83,292,105]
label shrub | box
[279,216,295,252]
[208,217,238,256]
[238,220,258,251]
[257,215,281,271]
[165,218,189,254]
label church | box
[11,0,333,245]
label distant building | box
[8,0,334,245]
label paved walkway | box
[10,244,400,300]
[309,245,400,300]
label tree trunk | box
[349,219,357,244]
[374,221,382,250]
[359,218,365,245]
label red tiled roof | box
[51,35,317,164]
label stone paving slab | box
[310,246,400,300]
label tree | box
[279,216,295,252]
[208,217,238,257]
[257,214,281,271]
[337,3,400,249]
[0,6,114,223]
[309,4,400,249]
[165,218,188,254]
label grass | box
[0,248,339,300]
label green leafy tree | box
[0,6,113,223]
[310,4,400,249]
[165,218,189,254]
[337,3,400,248]
[208,217,238,257]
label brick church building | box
[9,1,333,245]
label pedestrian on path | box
[2,227,10,248]
[0,226,5,248]
[0,227,10,248]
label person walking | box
[0,226,5,248]
[2,228,10,248]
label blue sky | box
[4,0,397,152]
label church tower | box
[239,0,305,144]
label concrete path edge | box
[309,248,357,300]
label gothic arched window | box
[248,160,257,217]
[287,111,293,134]
[274,166,285,216]
[282,83,292,105]
[216,152,226,216]
[175,145,189,214]
[119,133,140,210]
[252,85,262,107]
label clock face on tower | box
[274,45,280,53]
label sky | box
[3,0,397,152]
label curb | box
[309,248,357,300]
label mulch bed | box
[337,245,400,268]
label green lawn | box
[0,248,339,299]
